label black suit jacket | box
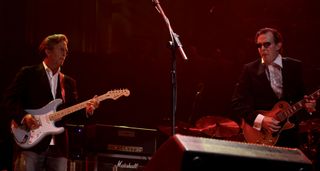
[231,57,306,147]
[3,63,85,156]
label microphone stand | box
[152,0,188,136]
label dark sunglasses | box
[256,42,271,49]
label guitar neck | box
[49,100,89,121]
[49,89,129,121]
[280,89,320,120]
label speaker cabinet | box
[144,134,313,171]
[68,153,150,171]
[92,153,149,171]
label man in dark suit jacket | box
[231,27,317,148]
[2,34,99,171]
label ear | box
[44,49,51,57]
[276,42,282,51]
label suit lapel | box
[257,62,270,86]
[37,64,55,100]
[256,61,279,98]
[257,62,266,76]
[281,58,289,99]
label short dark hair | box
[38,34,68,58]
[255,27,283,44]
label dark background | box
[1,0,319,129]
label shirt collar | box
[273,54,283,68]
[43,61,60,77]
[261,54,283,68]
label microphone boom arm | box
[153,0,188,60]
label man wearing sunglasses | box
[231,27,317,149]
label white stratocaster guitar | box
[11,88,130,149]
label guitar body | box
[242,101,295,145]
[11,99,65,149]
[11,88,130,149]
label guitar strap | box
[59,72,66,103]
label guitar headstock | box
[107,88,130,100]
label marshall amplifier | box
[85,153,151,171]
[85,124,158,156]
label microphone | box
[152,0,159,5]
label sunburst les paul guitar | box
[242,89,320,146]
[11,88,130,149]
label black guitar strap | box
[59,72,65,103]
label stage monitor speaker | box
[144,134,313,171]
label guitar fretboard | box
[279,89,320,120]
[49,89,130,121]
